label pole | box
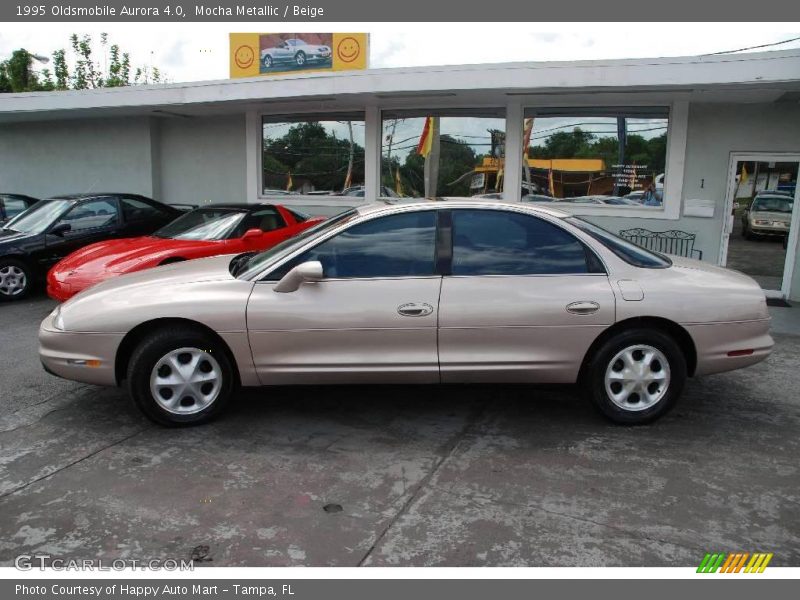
[424,117,441,197]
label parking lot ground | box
[0,295,799,567]
[726,215,788,290]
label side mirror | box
[50,223,72,236]
[242,228,264,240]
[273,260,323,293]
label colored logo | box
[234,45,255,69]
[697,552,773,573]
[336,36,361,63]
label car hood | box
[750,210,791,222]
[55,236,218,276]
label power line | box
[702,35,800,56]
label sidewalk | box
[769,304,800,336]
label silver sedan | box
[40,200,773,426]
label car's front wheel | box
[127,326,235,426]
[262,54,273,68]
[584,328,686,424]
[0,258,32,301]
[295,51,306,66]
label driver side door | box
[246,210,442,385]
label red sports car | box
[47,203,324,302]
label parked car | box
[624,191,646,204]
[47,204,324,302]
[341,186,399,198]
[40,200,772,427]
[260,38,332,69]
[742,193,793,240]
[557,195,639,206]
[0,193,38,225]
[0,194,180,301]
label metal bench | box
[618,228,703,260]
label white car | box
[260,38,332,69]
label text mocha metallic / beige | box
[39,200,773,426]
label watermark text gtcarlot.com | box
[14,554,194,571]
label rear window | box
[565,217,672,269]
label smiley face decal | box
[234,45,255,69]
[336,37,361,63]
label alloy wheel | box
[149,347,222,415]
[604,344,671,412]
[0,265,27,297]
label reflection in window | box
[452,210,590,275]
[261,116,365,197]
[521,110,669,208]
[381,111,505,198]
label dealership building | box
[1,49,799,299]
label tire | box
[262,55,272,68]
[583,328,687,425]
[0,258,32,302]
[295,51,306,66]
[126,326,235,426]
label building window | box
[521,108,670,208]
[381,109,506,199]
[261,114,366,198]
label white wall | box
[0,117,154,199]
[156,114,247,207]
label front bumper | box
[688,318,774,377]
[39,313,123,386]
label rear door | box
[438,208,616,383]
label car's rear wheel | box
[127,326,234,426]
[585,328,686,424]
[0,258,32,301]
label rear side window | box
[268,211,437,279]
[566,217,671,268]
[451,209,593,276]
[121,197,167,221]
[286,208,310,223]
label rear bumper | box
[39,314,123,386]
[687,319,774,376]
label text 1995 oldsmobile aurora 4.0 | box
[39,200,773,426]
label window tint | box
[59,198,119,232]
[2,198,28,218]
[270,211,437,279]
[121,197,164,221]
[452,210,590,275]
[233,207,285,237]
[565,216,671,269]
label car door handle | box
[566,301,600,315]
[397,303,434,317]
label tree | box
[0,32,164,93]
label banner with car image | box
[229,33,369,78]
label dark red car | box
[47,203,323,302]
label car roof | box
[192,203,278,211]
[47,193,154,201]
[354,197,571,219]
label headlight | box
[51,306,65,330]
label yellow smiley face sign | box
[229,33,369,78]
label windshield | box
[153,209,246,240]
[2,199,71,234]
[235,209,357,279]
[752,196,793,214]
[565,216,672,269]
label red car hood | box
[52,237,220,280]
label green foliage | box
[390,134,477,196]
[263,122,365,192]
[0,32,165,93]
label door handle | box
[397,302,434,317]
[566,301,600,315]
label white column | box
[503,101,523,202]
[364,105,381,200]
[245,109,260,203]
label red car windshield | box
[153,208,246,240]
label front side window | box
[153,209,246,241]
[451,209,591,276]
[58,198,119,232]
[269,211,437,280]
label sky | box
[1,22,799,84]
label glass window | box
[521,109,669,208]
[261,116,365,203]
[58,198,119,232]
[233,207,286,237]
[269,211,437,280]
[451,209,590,276]
[153,208,246,241]
[565,217,671,269]
[4,199,71,234]
[2,198,28,219]
[286,208,310,223]
[381,110,506,199]
[121,197,165,221]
